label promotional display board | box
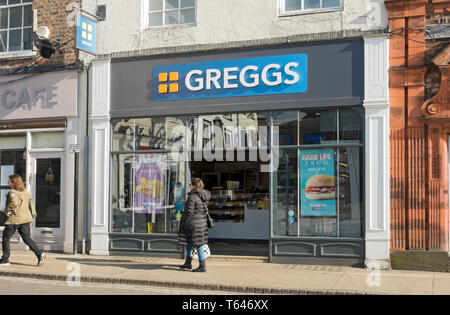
[300,149,336,217]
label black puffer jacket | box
[178,189,211,247]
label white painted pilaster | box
[363,36,390,269]
[89,59,111,256]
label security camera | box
[33,26,55,59]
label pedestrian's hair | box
[190,178,204,190]
[9,174,25,192]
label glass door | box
[30,153,64,243]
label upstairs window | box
[147,0,196,28]
[0,0,32,52]
[280,0,342,15]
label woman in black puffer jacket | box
[178,178,211,272]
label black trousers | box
[2,223,42,261]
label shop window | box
[272,111,298,146]
[0,150,26,210]
[299,109,337,145]
[272,107,363,239]
[339,106,363,143]
[111,153,186,234]
[190,113,270,150]
[31,132,65,149]
[279,0,342,16]
[272,149,298,236]
[112,117,185,151]
[146,0,196,28]
[0,0,32,52]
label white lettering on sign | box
[2,87,58,110]
[185,62,301,92]
[302,154,332,161]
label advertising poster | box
[134,154,166,215]
[300,149,336,216]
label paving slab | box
[0,251,448,295]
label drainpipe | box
[83,63,90,255]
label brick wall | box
[0,0,81,72]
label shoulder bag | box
[202,202,214,228]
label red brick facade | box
[387,0,450,252]
[0,0,81,72]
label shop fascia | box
[2,86,58,110]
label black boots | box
[179,256,192,269]
[192,260,206,272]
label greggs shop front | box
[90,37,391,267]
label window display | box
[111,107,363,240]
[111,153,186,234]
[272,107,363,238]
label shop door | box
[29,153,64,249]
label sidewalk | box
[0,252,449,295]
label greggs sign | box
[152,54,307,101]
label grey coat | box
[178,189,211,247]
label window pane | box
[22,27,31,50]
[285,0,301,11]
[273,149,298,236]
[180,0,195,8]
[0,150,27,191]
[112,153,186,234]
[0,1,6,6]
[180,8,195,24]
[23,5,31,27]
[164,9,178,25]
[9,6,22,28]
[340,107,363,143]
[0,9,8,29]
[112,117,184,151]
[0,31,7,52]
[304,0,320,9]
[149,12,163,27]
[165,0,178,10]
[8,0,21,4]
[299,109,337,145]
[8,29,21,51]
[0,136,26,149]
[32,132,65,149]
[273,111,298,146]
[35,158,61,228]
[149,0,163,11]
[338,147,363,238]
[323,0,340,8]
[23,0,33,3]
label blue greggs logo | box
[152,54,307,101]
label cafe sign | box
[0,71,78,120]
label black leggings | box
[2,223,42,261]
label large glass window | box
[111,108,363,239]
[272,107,363,238]
[0,0,32,52]
[0,148,26,210]
[111,153,186,234]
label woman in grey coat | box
[178,178,211,272]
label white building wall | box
[81,0,387,55]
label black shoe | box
[192,260,206,272]
[179,256,192,269]
[37,253,46,267]
[0,259,10,266]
